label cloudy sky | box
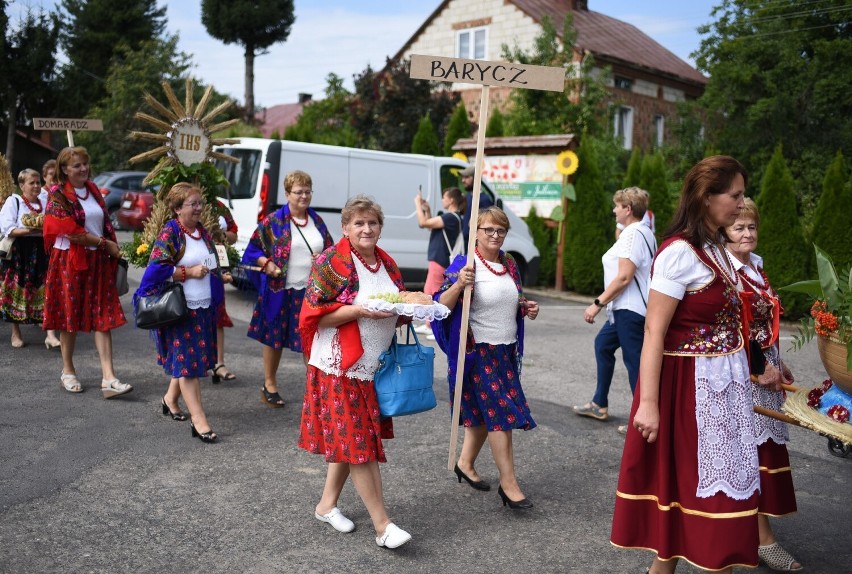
[9,0,719,108]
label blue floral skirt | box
[247,287,304,352]
[157,306,217,378]
[450,342,536,432]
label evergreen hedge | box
[623,147,642,187]
[443,102,471,156]
[811,151,852,271]
[411,115,440,156]
[640,152,673,240]
[486,108,505,137]
[563,136,612,293]
[755,145,810,318]
[525,204,557,286]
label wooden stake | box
[448,85,490,471]
[754,405,802,427]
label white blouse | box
[178,234,217,309]
[0,195,43,237]
[52,188,104,251]
[469,259,518,345]
[286,217,325,289]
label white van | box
[213,138,540,285]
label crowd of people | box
[1,150,804,566]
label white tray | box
[364,299,451,321]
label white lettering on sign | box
[410,54,565,92]
[32,118,104,131]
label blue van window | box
[216,149,261,200]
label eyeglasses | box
[290,190,313,197]
[183,201,204,209]
[478,227,507,238]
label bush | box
[411,115,440,156]
[622,147,642,188]
[524,205,557,286]
[443,101,471,156]
[486,108,505,137]
[640,151,673,240]
[811,151,852,271]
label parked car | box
[116,188,156,231]
[92,171,148,229]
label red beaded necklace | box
[177,220,202,240]
[350,243,381,273]
[21,196,42,213]
[738,264,769,292]
[475,246,508,276]
[707,244,739,287]
[291,214,308,227]
[74,185,90,201]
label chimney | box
[298,93,312,104]
[569,0,588,10]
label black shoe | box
[454,464,491,491]
[497,485,533,509]
[190,422,218,443]
[161,398,187,421]
[260,385,285,408]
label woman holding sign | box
[243,170,333,407]
[434,206,540,509]
[136,183,224,443]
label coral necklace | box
[21,196,42,213]
[74,186,90,201]
[177,220,202,240]
[351,244,381,273]
[475,246,507,276]
[291,214,308,227]
[707,244,739,287]
[738,265,769,291]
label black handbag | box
[134,282,188,329]
[115,258,129,297]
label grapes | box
[369,292,405,303]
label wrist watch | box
[594,298,606,308]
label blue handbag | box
[374,324,437,417]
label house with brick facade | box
[392,0,707,151]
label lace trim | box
[753,346,790,445]
[187,297,212,309]
[694,354,761,500]
[363,299,451,321]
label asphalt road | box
[1,251,850,573]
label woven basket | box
[817,334,852,394]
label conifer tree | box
[622,147,642,188]
[564,136,612,293]
[640,152,672,240]
[443,101,470,156]
[755,145,810,318]
[411,115,440,156]
[524,204,556,286]
[811,151,851,270]
[486,108,505,137]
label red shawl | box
[299,237,405,371]
[43,180,115,271]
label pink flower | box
[807,387,825,408]
[827,404,850,423]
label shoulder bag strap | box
[632,226,656,308]
[441,212,462,255]
[293,222,314,255]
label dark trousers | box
[591,309,645,408]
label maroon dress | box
[611,238,759,571]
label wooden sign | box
[410,54,565,92]
[33,118,103,131]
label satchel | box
[374,324,437,417]
[134,282,188,329]
[115,258,129,296]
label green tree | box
[443,101,470,156]
[501,14,609,137]
[639,152,673,240]
[201,0,295,124]
[524,204,557,286]
[57,0,166,117]
[486,108,505,137]
[411,115,440,156]
[2,8,58,166]
[622,147,642,188]
[284,73,357,147]
[564,136,612,293]
[755,145,810,318]
[811,151,851,270]
[694,0,852,202]
[351,58,458,152]
[77,36,194,173]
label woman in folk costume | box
[611,156,772,573]
[43,146,130,398]
[298,195,412,549]
[433,206,540,509]
[243,170,333,406]
[726,199,802,572]
[210,198,239,383]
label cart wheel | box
[827,437,851,458]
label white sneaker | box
[413,323,431,335]
[315,507,355,533]
[376,523,411,548]
[101,378,132,399]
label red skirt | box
[611,354,759,571]
[216,300,233,328]
[298,366,393,464]
[43,248,126,332]
[757,440,797,516]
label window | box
[614,76,632,90]
[654,114,665,148]
[457,26,487,60]
[215,149,261,199]
[614,106,634,150]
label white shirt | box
[650,240,737,299]
[178,234,217,309]
[0,195,44,237]
[603,222,656,319]
[469,259,518,345]
[286,217,325,289]
[52,188,104,251]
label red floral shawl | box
[43,180,116,270]
[299,237,405,371]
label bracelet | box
[261,259,272,273]
[180,266,187,282]
[97,237,106,250]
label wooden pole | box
[753,405,801,427]
[66,131,74,147]
[447,84,490,471]
[554,173,568,291]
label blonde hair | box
[17,169,40,186]
[341,194,384,226]
[476,206,510,230]
[284,170,312,193]
[613,186,649,219]
[166,182,203,213]
[737,198,760,228]
[41,159,56,180]
[55,146,90,185]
